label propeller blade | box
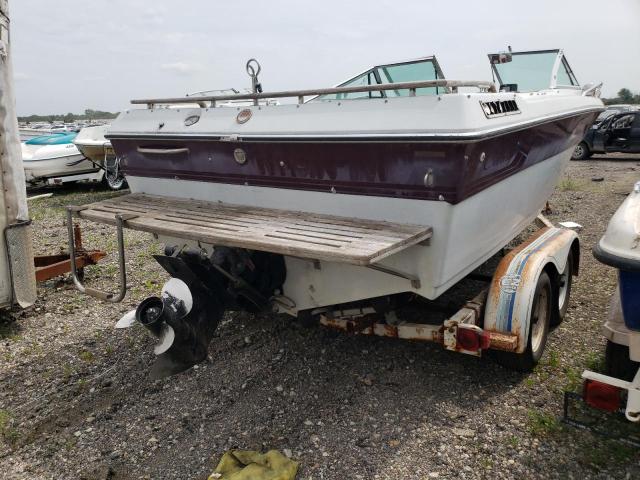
[115,309,136,329]
[153,324,175,355]
[161,278,193,318]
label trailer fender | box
[484,227,579,354]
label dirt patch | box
[1,155,640,479]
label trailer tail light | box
[456,326,491,351]
[583,379,622,412]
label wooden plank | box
[75,193,432,265]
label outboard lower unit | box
[117,247,286,379]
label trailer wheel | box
[497,271,552,372]
[605,340,639,382]
[555,251,574,325]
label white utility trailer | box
[0,0,37,309]
[577,181,640,423]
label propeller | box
[114,278,193,358]
[117,252,228,379]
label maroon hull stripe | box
[112,111,598,204]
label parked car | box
[594,104,639,126]
[572,109,640,160]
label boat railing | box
[130,79,497,109]
[581,82,603,98]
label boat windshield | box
[314,57,446,101]
[490,50,579,92]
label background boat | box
[22,132,100,185]
[74,124,127,190]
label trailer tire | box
[554,251,574,325]
[496,271,552,372]
[104,168,127,191]
[605,340,639,382]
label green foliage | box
[78,350,95,362]
[527,410,562,436]
[0,409,20,447]
[586,352,606,373]
[18,109,119,123]
[558,178,581,191]
[579,439,637,469]
[602,87,640,105]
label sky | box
[9,0,640,116]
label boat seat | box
[70,193,432,266]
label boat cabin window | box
[490,50,579,92]
[314,57,446,101]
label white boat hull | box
[21,143,98,183]
[127,144,571,309]
[74,125,111,163]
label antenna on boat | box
[246,58,262,106]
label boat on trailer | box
[21,132,102,186]
[67,49,603,377]
[73,125,128,190]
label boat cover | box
[25,132,77,145]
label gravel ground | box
[1,155,640,480]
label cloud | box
[160,62,202,75]
[14,72,30,81]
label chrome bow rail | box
[131,79,497,109]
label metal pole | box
[66,208,128,302]
[0,0,37,308]
[0,0,29,224]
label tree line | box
[18,109,119,123]
[602,88,640,106]
[16,89,640,121]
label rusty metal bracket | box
[366,263,421,289]
[66,208,127,302]
[35,224,106,282]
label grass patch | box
[62,363,74,380]
[0,409,20,447]
[579,439,637,469]
[564,366,582,392]
[558,178,582,191]
[0,321,22,341]
[586,351,606,373]
[527,410,562,436]
[506,435,519,448]
[545,350,560,369]
[78,350,95,362]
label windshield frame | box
[488,49,580,92]
[310,55,447,102]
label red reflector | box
[583,379,622,412]
[456,328,478,350]
[456,327,488,351]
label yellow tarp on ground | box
[209,450,299,480]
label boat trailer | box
[65,193,579,377]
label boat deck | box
[69,193,432,266]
